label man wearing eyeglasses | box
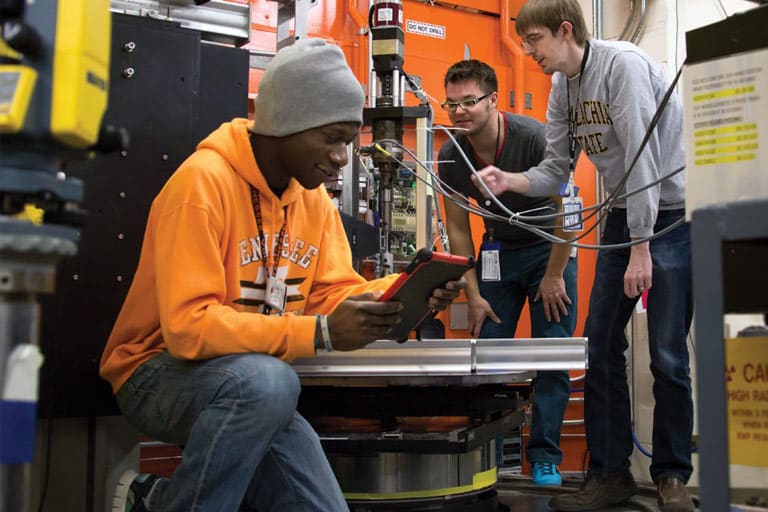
[437,59,577,488]
[472,1,693,511]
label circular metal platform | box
[331,441,498,512]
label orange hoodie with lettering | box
[100,119,398,393]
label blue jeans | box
[116,352,349,512]
[477,242,578,465]
[583,209,693,483]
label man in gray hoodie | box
[473,1,693,511]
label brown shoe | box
[657,477,695,512]
[549,471,637,511]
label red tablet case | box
[379,248,474,341]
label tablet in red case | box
[379,248,474,341]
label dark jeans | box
[116,353,349,511]
[477,242,578,464]
[584,208,693,483]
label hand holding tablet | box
[378,248,474,341]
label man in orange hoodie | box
[103,38,464,512]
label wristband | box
[313,315,323,352]
[319,315,333,352]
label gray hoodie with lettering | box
[523,38,686,239]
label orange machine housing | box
[242,0,596,474]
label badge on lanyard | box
[562,41,590,235]
[562,195,584,232]
[480,229,501,281]
[250,185,289,314]
[265,276,287,313]
[559,183,583,232]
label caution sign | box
[726,336,768,467]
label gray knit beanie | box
[250,39,365,137]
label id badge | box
[265,276,287,312]
[562,195,584,232]
[480,240,501,282]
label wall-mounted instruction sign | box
[683,48,768,218]
[726,336,768,467]
[405,19,446,39]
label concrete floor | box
[496,474,694,512]
[497,492,663,512]
[345,474,694,511]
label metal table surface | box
[293,337,587,387]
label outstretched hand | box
[470,165,531,198]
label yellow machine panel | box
[50,0,111,147]
[0,65,37,133]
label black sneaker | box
[112,470,162,512]
[549,471,638,511]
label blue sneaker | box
[112,470,162,511]
[531,462,562,486]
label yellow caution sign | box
[726,336,768,467]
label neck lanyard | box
[565,41,590,197]
[471,113,505,167]
[493,113,505,164]
[249,184,288,284]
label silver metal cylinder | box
[592,0,603,39]
[329,441,496,496]
[369,69,378,108]
[392,68,400,107]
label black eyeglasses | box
[440,91,494,112]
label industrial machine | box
[294,338,587,511]
[361,0,434,275]
[0,1,114,511]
